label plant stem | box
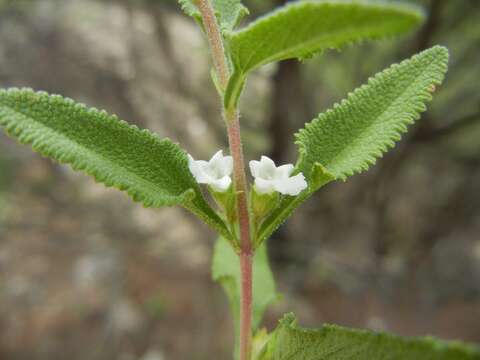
[226,110,252,254]
[194,0,229,89]
[240,250,253,360]
[195,1,253,359]
[227,109,253,360]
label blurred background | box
[0,0,479,359]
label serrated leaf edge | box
[273,313,480,358]
[0,88,195,207]
[295,45,449,181]
[228,0,424,74]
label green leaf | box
[178,0,249,32]
[225,0,425,109]
[0,88,231,238]
[212,237,279,358]
[296,46,449,181]
[262,313,480,360]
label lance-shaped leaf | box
[0,88,231,238]
[224,0,424,109]
[259,313,480,360]
[212,237,279,359]
[178,0,249,32]
[296,46,449,181]
[256,46,449,246]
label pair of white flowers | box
[188,150,307,196]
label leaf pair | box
[0,46,450,250]
[0,0,434,247]
[0,2,448,255]
[0,48,450,251]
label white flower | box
[188,150,233,192]
[249,156,307,196]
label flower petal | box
[249,160,261,178]
[222,155,234,176]
[274,173,308,196]
[209,150,224,175]
[257,156,277,179]
[209,150,224,164]
[188,151,232,192]
[254,177,276,194]
[274,164,294,179]
[188,155,206,182]
[210,176,231,192]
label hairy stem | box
[195,1,253,359]
[227,110,253,359]
[240,251,253,360]
[226,110,252,254]
[195,0,229,89]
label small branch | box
[195,0,230,89]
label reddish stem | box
[239,251,253,360]
[194,0,229,89]
[227,110,253,360]
[195,1,253,358]
[226,111,252,254]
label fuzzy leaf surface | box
[261,313,480,360]
[225,0,424,108]
[296,46,449,181]
[0,88,230,237]
[178,0,248,31]
[212,237,279,358]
